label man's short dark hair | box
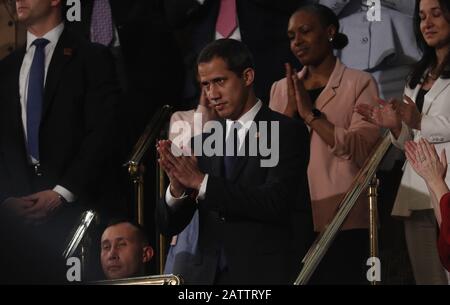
[197,38,254,77]
[105,219,149,246]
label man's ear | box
[142,245,154,263]
[242,68,255,87]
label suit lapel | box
[316,59,345,111]
[208,153,223,178]
[228,138,249,182]
[405,81,421,108]
[423,77,450,114]
[3,49,33,194]
[12,48,26,118]
[42,30,75,121]
[200,123,224,178]
[9,48,27,150]
[227,106,270,182]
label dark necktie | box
[90,0,114,46]
[27,38,49,161]
[218,122,242,274]
[224,121,242,179]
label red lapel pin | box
[63,48,73,56]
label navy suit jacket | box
[0,28,119,212]
[157,104,312,284]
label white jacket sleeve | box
[390,121,413,150]
[421,114,450,143]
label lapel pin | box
[63,48,73,56]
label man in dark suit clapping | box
[156,39,311,284]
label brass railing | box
[157,152,167,274]
[62,210,99,280]
[124,105,173,226]
[92,274,183,285]
[125,105,172,274]
[294,132,392,285]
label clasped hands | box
[284,63,313,120]
[1,190,64,225]
[157,140,205,197]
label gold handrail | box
[92,274,183,285]
[158,159,167,274]
[124,105,173,225]
[294,132,392,285]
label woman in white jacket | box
[356,0,450,284]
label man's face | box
[198,57,253,121]
[100,223,149,280]
[15,0,56,25]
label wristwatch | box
[305,108,322,125]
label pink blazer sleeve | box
[330,73,380,168]
[269,78,288,115]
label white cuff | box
[197,174,209,201]
[165,184,188,209]
[53,185,76,203]
[390,121,411,150]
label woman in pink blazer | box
[269,4,380,284]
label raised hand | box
[284,63,298,117]
[405,138,447,184]
[355,98,402,130]
[157,140,205,194]
[197,87,218,122]
[396,95,422,130]
[290,64,313,120]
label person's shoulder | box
[0,47,25,68]
[342,65,373,81]
[0,48,24,87]
[63,28,111,57]
[271,76,288,90]
[264,105,306,132]
[266,106,290,123]
[341,65,376,87]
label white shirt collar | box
[26,22,64,50]
[226,99,262,129]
